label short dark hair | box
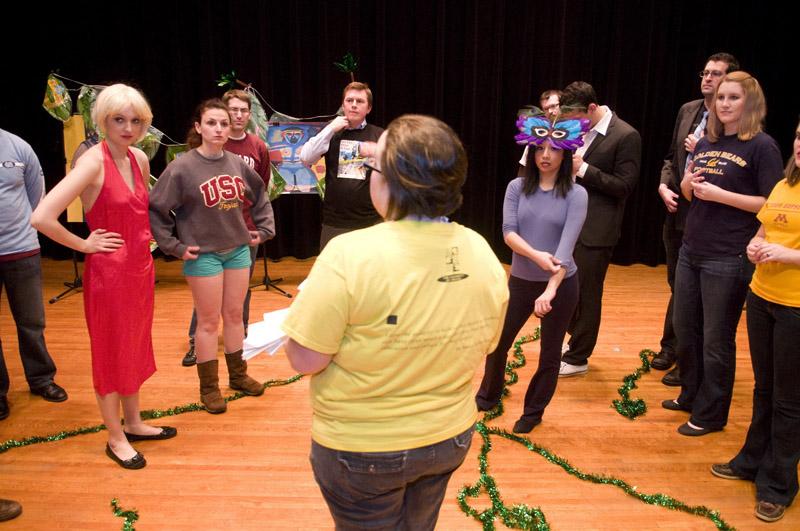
[707,52,740,74]
[342,81,373,107]
[222,89,252,109]
[559,81,598,111]
[540,89,562,103]
[380,115,467,220]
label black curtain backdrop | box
[3,0,798,263]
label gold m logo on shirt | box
[774,213,789,224]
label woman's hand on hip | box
[83,229,123,253]
[182,246,200,261]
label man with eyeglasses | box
[300,82,384,250]
[653,53,740,387]
[518,90,563,166]
[181,89,273,367]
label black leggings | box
[477,274,579,421]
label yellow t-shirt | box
[282,220,509,452]
[750,179,800,307]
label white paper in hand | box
[242,308,290,360]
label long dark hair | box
[185,98,230,149]
[521,145,574,198]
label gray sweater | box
[502,177,588,281]
[149,149,275,258]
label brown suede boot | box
[196,359,227,414]
[224,350,264,396]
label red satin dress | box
[84,142,156,395]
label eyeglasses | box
[363,162,381,180]
[698,70,725,79]
[228,107,251,116]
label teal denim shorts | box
[183,244,251,277]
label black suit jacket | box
[577,113,641,247]
[660,99,704,229]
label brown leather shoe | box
[755,500,786,522]
[0,498,22,522]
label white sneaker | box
[559,361,588,377]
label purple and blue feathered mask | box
[515,107,590,150]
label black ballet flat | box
[105,444,146,469]
[124,426,177,442]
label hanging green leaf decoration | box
[216,70,238,88]
[77,85,98,132]
[334,52,358,82]
[165,144,188,164]
[267,163,286,201]
[333,52,358,74]
[136,126,164,161]
[247,89,269,142]
[42,74,73,122]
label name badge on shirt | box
[337,140,368,180]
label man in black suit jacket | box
[558,81,641,376]
[653,53,740,387]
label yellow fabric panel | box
[62,115,86,222]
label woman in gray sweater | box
[149,99,274,413]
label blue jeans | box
[673,248,753,430]
[729,291,800,506]
[0,253,58,396]
[309,426,474,531]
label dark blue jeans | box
[673,248,753,430]
[729,291,800,506]
[309,426,474,531]
[658,218,683,356]
[0,253,58,396]
[187,245,257,341]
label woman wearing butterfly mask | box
[476,110,589,433]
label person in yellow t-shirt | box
[711,121,800,524]
[282,114,508,530]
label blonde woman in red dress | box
[32,84,175,470]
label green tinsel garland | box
[111,498,139,531]
[612,348,657,420]
[458,335,734,530]
[0,375,302,454]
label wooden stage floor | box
[0,257,795,530]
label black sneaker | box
[182,345,197,367]
[710,463,744,480]
[661,366,681,386]
[651,351,675,370]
